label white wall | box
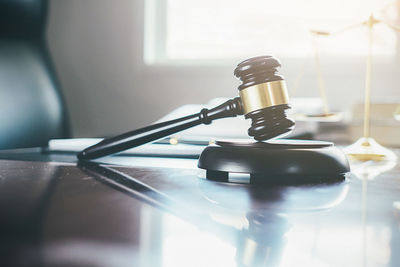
[46,0,400,138]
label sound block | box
[197,139,350,184]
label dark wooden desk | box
[0,149,399,267]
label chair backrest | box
[0,0,70,149]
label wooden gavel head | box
[234,55,295,141]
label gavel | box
[78,56,295,160]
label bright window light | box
[162,215,236,267]
[145,0,398,63]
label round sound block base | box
[197,139,350,184]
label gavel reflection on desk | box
[78,55,349,183]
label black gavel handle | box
[77,97,243,160]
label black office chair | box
[0,0,70,149]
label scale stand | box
[342,14,398,162]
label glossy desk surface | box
[0,149,399,267]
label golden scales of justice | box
[308,12,400,162]
[291,30,345,122]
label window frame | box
[144,0,400,66]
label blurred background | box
[36,0,400,138]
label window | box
[145,0,399,64]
